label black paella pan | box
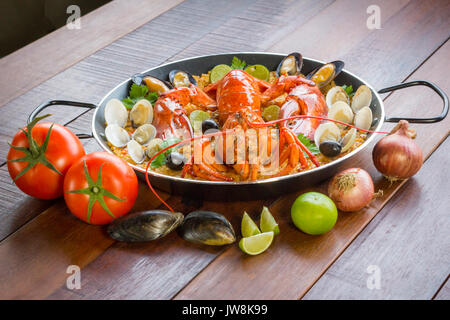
[28,52,448,199]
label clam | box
[132,123,156,145]
[127,140,146,164]
[130,99,153,128]
[276,52,303,76]
[178,211,236,246]
[105,124,130,147]
[108,210,184,242]
[169,70,197,88]
[314,122,341,147]
[145,138,164,159]
[354,106,373,131]
[351,85,372,113]
[306,61,344,88]
[328,101,354,129]
[104,98,128,127]
[326,86,350,107]
[341,128,357,153]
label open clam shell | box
[169,70,197,88]
[178,211,236,246]
[130,99,153,128]
[276,52,303,76]
[132,123,157,146]
[351,85,372,113]
[127,140,146,164]
[105,124,130,147]
[306,61,344,88]
[340,128,357,153]
[145,138,164,159]
[326,86,350,107]
[314,122,341,147]
[104,98,128,127]
[354,106,373,131]
[107,210,184,242]
[328,101,354,129]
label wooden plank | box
[434,277,450,300]
[174,41,450,299]
[0,0,184,108]
[303,138,449,299]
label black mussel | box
[201,119,219,133]
[319,140,342,157]
[107,210,184,242]
[169,70,197,88]
[178,211,236,246]
[276,52,303,76]
[306,60,344,88]
[132,74,172,93]
[166,152,186,170]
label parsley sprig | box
[122,84,159,109]
[150,138,182,168]
[297,133,320,157]
[231,56,246,70]
[342,84,354,97]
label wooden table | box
[0,0,449,300]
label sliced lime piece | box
[189,110,210,133]
[244,64,270,81]
[210,64,232,83]
[262,105,280,122]
[260,206,280,235]
[239,232,274,255]
[241,212,261,238]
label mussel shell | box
[276,52,303,76]
[306,60,344,88]
[131,74,173,92]
[178,211,236,246]
[108,210,184,242]
[168,70,197,88]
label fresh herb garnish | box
[231,56,246,70]
[342,84,354,97]
[150,138,182,168]
[297,133,320,157]
[122,84,159,109]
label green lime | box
[244,64,270,81]
[189,110,210,132]
[239,232,274,255]
[260,206,280,235]
[262,105,280,122]
[291,192,337,235]
[210,64,232,83]
[241,212,261,237]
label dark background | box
[0,0,111,58]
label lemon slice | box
[245,64,270,81]
[262,105,280,122]
[189,110,210,132]
[239,232,274,255]
[241,212,261,238]
[210,64,232,83]
[260,206,280,235]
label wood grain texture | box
[0,0,184,107]
[174,41,450,300]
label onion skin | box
[328,168,374,212]
[372,120,423,180]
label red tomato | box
[63,152,138,225]
[7,117,85,200]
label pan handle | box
[28,100,97,139]
[378,80,448,123]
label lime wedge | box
[189,110,210,133]
[244,64,270,81]
[239,232,274,255]
[241,212,261,238]
[262,105,280,122]
[260,206,280,235]
[210,64,232,83]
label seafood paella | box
[103,53,375,182]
